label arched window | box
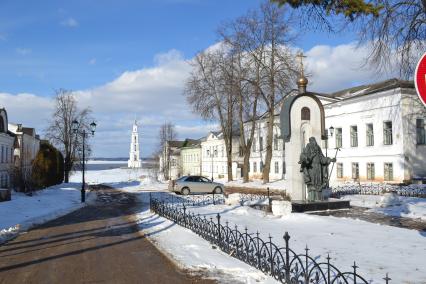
[0,116,4,132]
[301,107,310,121]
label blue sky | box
[0,0,386,158]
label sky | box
[0,0,396,158]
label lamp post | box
[207,148,217,182]
[72,120,97,203]
[325,126,334,157]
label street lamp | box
[207,148,218,182]
[324,126,334,157]
[72,119,97,203]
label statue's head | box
[309,137,317,145]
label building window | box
[335,128,342,148]
[259,137,263,151]
[417,119,426,145]
[383,121,393,145]
[336,163,343,178]
[301,107,310,120]
[274,161,279,174]
[260,161,264,172]
[239,146,243,157]
[273,136,278,151]
[253,140,257,152]
[350,126,358,147]
[253,162,257,173]
[384,163,393,181]
[352,163,359,179]
[367,163,375,180]
[366,123,374,146]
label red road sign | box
[415,52,426,106]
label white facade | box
[246,79,426,186]
[128,121,142,168]
[158,140,184,180]
[8,123,40,175]
[201,132,242,180]
[181,143,202,176]
[0,109,14,189]
[324,81,426,185]
[246,115,285,181]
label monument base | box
[291,199,350,213]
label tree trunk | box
[64,156,71,183]
[242,152,251,182]
[226,142,233,181]
[262,108,274,183]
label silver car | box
[169,176,224,195]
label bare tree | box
[239,2,298,183]
[272,0,426,79]
[45,89,92,183]
[158,122,177,180]
[218,15,263,183]
[184,48,237,181]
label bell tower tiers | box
[128,120,142,168]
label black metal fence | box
[331,183,426,198]
[149,195,391,284]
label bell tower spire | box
[128,120,142,168]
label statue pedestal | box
[291,200,350,213]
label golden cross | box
[296,51,306,77]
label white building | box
[245,112,285,180]
[158,140,185,180]
[246,78,426,186]
[181,139,203,176]
[128,121,142,168]
[8,123,40,175]
[323,79,426,185]
[0,108,14,191]
[201,131,242,180]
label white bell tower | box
[128,120,142,168]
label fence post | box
[383,273,391,284]
[304,245,309,283]
[183,204,187,227]
[269,235,273,276]
[352,262,358,284]
[327,254,331,283]
[283,232,290,283]
[216,213,221,245]
[267,187,272,207]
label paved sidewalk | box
[0,186,215,284]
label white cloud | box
[16,48,32,56]
[61,17,79,28]
[89,58,96,65]
[0,43,397,158]
[304,42,397,93]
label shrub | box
[31,141,64,189]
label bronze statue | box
[299,137,336,201]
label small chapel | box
[128,120,142,168]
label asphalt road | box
[0,186,215,284]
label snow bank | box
[379,192,401,207]
[169,202,426,283]
[136,205,278,283]
[0,183,95,244]
[271,200,292,216]
[342,194,426,220]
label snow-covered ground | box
[3,162,425,283]
[341,194,426,220]
[0,183,95,244]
